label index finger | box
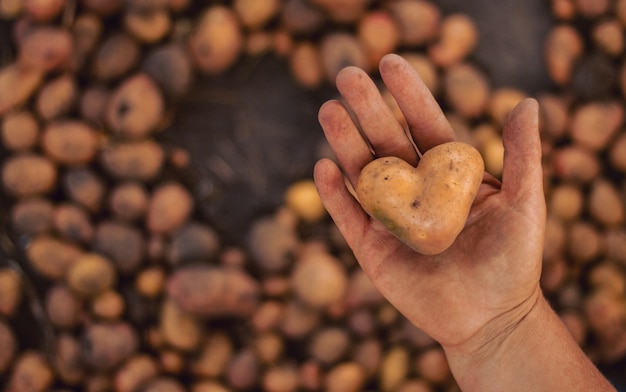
[379,54,457,152]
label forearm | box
[444,294,616,392]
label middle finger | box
[336,66,419,166]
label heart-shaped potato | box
[356,141,484,255]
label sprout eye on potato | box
[355,141,484,255]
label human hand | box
[314,54,546,352]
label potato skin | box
[356,141,484,255]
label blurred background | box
[0,0,625,391]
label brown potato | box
[0,0,22,17]
[82,322,138,370]
[357,11,401,69]
[93,220,146,274]
[234,0,279,30]
[147,182,193,234]
[609,132,626,172]
[24,0,65,22]
[18,27,72,72]
[160,297,203,351]
[291,249,348,308]
[41,120,99,165]
[189,6,243,74]
[285,179,326,222]
[135,266,165,298]
[352,338,382,377]
[588,179,625,226]
[248,210,298,273]
[93,33,141,81]
[604,229,626,265]
[251,301,285,332]
[63,167,105,212]
[79,85,110,125]
[1,111,39,151]
[54,333,85,384]
[166,265,259,316]
[443,63,490,118]
[72,13,102,57]
[106,74,165,139]
[263,364,299,392]
[91,289,125,319]
[124,8,172,43]
[289,42,324,89]
[429,14,478,67]
[592,19,624,56]
[45,284,82,328]
[167,222,220,265]
[551,145,601,182]
[142,378,186,392]
[388,0,440,46]
[114,354,159,392]
[309,327,350,365]
[280,0,325,36]
[0,319,16,373]
[568,221,602,264]
[548,183,583,221]
[192,333,234,378]
[109,182,149,221]
[324,362,366,392]
[569,101,623,151]
[7,351,54,392]
[279,299,320,339]
[380,345,410,391]
[26,235,83,280]
[414,347,451,384]
[66,253,117,297]
[545,25,584,85]
[254,332,284,364]
[226,349,260,389]
[36,73,77,120]
[0,268,21,316]
[142,44,193,100]
[575,0,609,18]
[10,197,54,235]
[100,139,165,181]
[588,261,626,297]
[356,142,484,255]
[552,0,576,19]
[0,63,44,115]
[53,203,94,243]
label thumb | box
[500,98,545,212]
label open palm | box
[314,54,547,350]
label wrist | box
[442,291,616,392]
[442,287,543,386]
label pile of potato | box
[0,0,624,391]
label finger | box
[500,98,544,208]
[318,100,373,186]
[314,158,369,249]
[336,66,419,165]
[379,54,456,152]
